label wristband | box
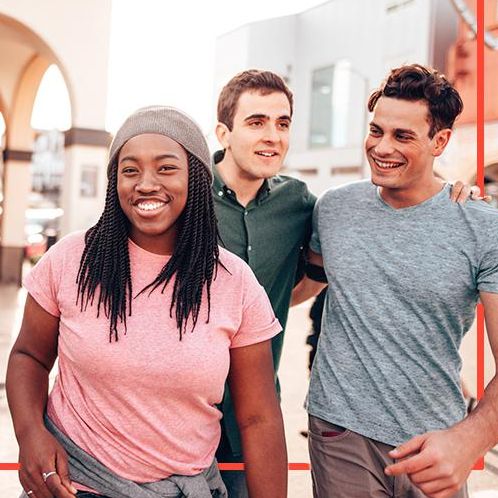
[305,263,327,283]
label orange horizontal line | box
[0,460,483,472]
[0,463,20,470]
[217,463,310,471]
[288,463,311,470]
[218,463,245,471]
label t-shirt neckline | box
[375,183,450,213]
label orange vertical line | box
[474,0,485,472]
[474,304,486,470]
[476,305,486,401]
[476,0,484,190]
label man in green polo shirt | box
[213,69,318,497]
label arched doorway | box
[0,6,111,283]
[25,64,71,262]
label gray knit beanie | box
[108,105,212,180]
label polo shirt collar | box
[213,153,272,203]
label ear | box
[431,128,452,157]
[216,122,231,149]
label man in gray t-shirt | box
[294,64,498,498]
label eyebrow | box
[119,153,182,164]
[394,128,417,136]
[369,122,417,136]
[244,113,292,122]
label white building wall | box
[288,0,385,194]
[381,0,432,71]
[213,27,251,109]
[246,16,296,80]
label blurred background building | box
[0,0,111,283]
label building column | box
[61,127,111,236]
[0,149,32,284]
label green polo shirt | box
[213,161,316,456]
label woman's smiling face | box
[117,133,189,255]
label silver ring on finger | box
[26,491,34,496]
[42,470,57,482]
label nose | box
[135,171,160,192]
[262,123,280,143]
[373,135,395,156]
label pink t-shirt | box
[24,231,281,482]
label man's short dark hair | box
[367,64,463,138]
[217,69,293,130]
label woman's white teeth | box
[375,159,402,169]
[256,152,276,157]
[137,201,165,211]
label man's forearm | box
[453,374,498,455]
[291,276,327,306]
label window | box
[309,60,351,149]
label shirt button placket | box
[244,209,252,260]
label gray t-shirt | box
[308,180,498,447]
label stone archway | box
[0,2,111,283]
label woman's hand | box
[18,427,77,498]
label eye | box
[278,121,290,130]
[396,133,411,141]
[249,120,264,127]
[121,166,138,174]
[158,165,177,172]
[369,127,382,136]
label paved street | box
[1,281,497,497]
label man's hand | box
[450,181,492,203]
[384,428,478,498]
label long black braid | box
[76,153,220,341]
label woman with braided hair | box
[7,106,287,498]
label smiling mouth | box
[135,201,167,212]
[372,157,405,170]
[255,151,278,157]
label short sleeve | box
[309,194,322,255]
[230,265,282,348]
[304,186,317,211]
[477,224,498,294]
[23,245,63,317]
